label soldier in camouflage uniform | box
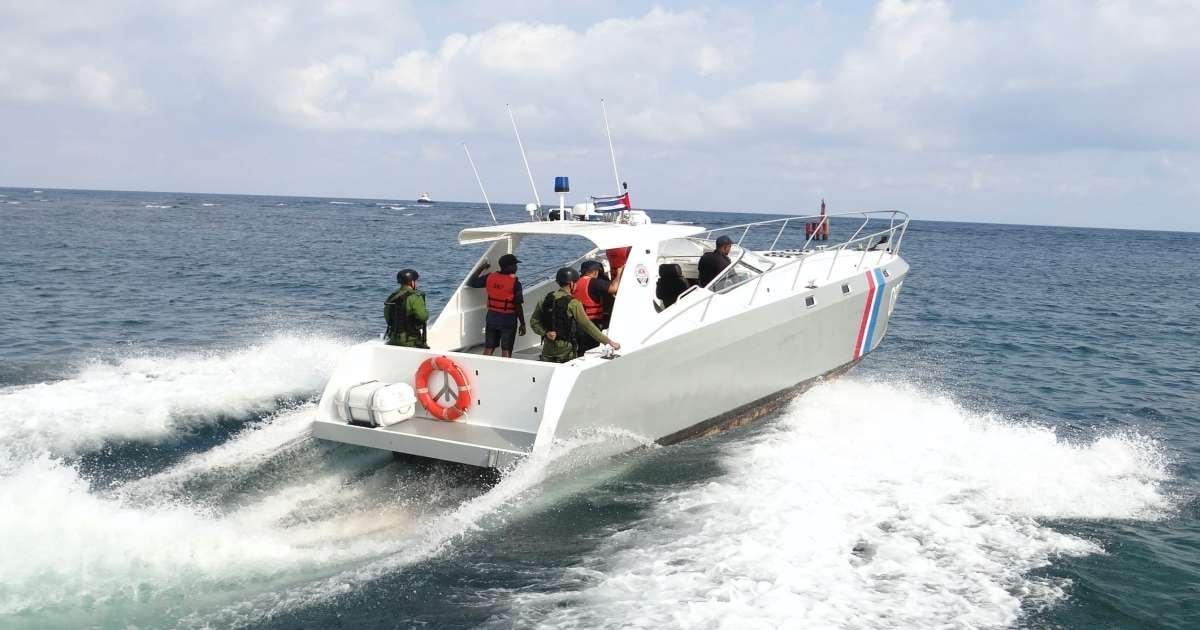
[384,269,429,348]
[530,267,620,362]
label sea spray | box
[186,427,657,628]
[0,333,353,456]
[494,378,1171,629]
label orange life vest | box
[573,275,604,321]
[485,273,517,314]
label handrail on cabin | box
[641,210,909,345]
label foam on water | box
[0,336,656,629]
[0,425,408,622]
[188,428,657,628]
[113,401,323,505]
[503,379,1171,629]
[0,333,351,456]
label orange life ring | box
[414,355,472,421]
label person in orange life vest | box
[573,260,622,354]
[467,253,526,357]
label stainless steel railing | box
[642,210,909,345]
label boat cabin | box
[425,220,764,358]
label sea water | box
[0,187,1196,629]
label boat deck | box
[459,344,543,359]
[313,416,536,467]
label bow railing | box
[641,210,909,345]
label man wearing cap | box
[573,260,622,353]
[467,253,526,357]
[698,235,734,287]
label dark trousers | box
[576,322,603,354]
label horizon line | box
[1,184,1196,236]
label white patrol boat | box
[312,205,911,468]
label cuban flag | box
[592,192,632,213]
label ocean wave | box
[0,402,651,625]
[186,427,656,627]
[0,441,403,623]
[0,334,351,456]
[497,378,1171,629]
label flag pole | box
[507,104,542,209]
[601,98,622,194]
[462,143,497,224]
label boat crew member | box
[698,235,733,287]
[531,267,620,362]
[384,269,428,348]
[467,253,526,358]
[573,260,622,353]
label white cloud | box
[248,7,750,133]
[0,2,148,112]
[2,1,1199,230]
[618,0,1200,155]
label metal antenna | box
[462,143,497,224]
[601,98,622,193]
[507,104,542,209]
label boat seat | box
[656,263,690,308]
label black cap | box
[498,253,520,268]
[715,235,733,247]
[555,267,580,286]
[580,260,604,274]
[397,268,419,284]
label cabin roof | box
[458,221,706,249]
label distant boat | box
[416,192,434,204]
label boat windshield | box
[708,247,775,293]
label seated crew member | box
[573,260,622,354]
[530,267,621,363]
[384,268,428,348]
[466,253,526,358]
[698,235,733,287]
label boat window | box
[805,296,816,307]
[710,255,764,293]
[842,283,851,294]
[737,249,776,273]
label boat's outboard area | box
[313,210,911,468]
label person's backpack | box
[542,293,577,347]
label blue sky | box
[2,1,1197,231]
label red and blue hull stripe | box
[853,268,888,360]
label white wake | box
[0,333,351,456]
[503,379,1171,629]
